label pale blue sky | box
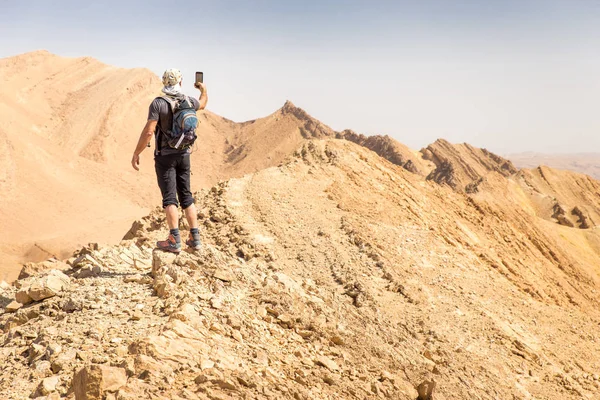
[1,0,599,153]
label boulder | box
[213,268,236,282]
[417,380,436,400]
[5,300,22,313]
[15,288,33,305]
[74,265,102,279]
[73,365,127,400]
[151,251,177,277]
[19,260,70,280]
[35,375,59,396]
[28,270,70,301]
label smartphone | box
[195,71,204,83]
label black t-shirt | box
[148,95,200,156]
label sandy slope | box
[0,51,163,281]
[2,51,600,399]
[0,51,348,281]
[2,50,600,286]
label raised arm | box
[194,81,208,110]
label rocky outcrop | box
[552,204,575,227]
[18,259,70,280]
[73,365,127,400]
[337,129,430,175]
[517,167,600,229]
[422,139,518,191]
[14,270,70,305]
[572,206,591,229]
[281,100,336,139]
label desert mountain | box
[0,50,161,281]
[337,130,433,175]
[421,139,518,192]
[419,139,600,230]
[509,152,600,180]
[0,51,342,281]
[2,51,600,399]
[1,139,600,399]
[0,50,450,282]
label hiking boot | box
[186,234,202,251]
[156,234,181,253]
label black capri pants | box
[154,153,195,209]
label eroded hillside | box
[2,140,600,399]
[0,51,339,280]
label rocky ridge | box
[2,139,600,399]
[421,139,518,193]
[336,130,432,175]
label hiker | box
[131,68,208,253]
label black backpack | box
[159,95,198,149]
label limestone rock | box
[19,260,70,280]
[35,375,59,396]
[417,380,436,400]
[27,270,70,302]
[5,300,22,312]
[210,297,223,309]
[74,265,102,279]
[34,360,52,377]
[152,251,177,277]
[29,343,46,363]
[213,268,236,282]
[153,278,174,299]
[134,354,174,382]
[131,311,143,321]
[236,372,256,388]
[396,380,420,398]
[315,356,339,372]
[16,288,33,305]
[73,365,127,400]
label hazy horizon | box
[1,0,599,154]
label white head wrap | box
[162,68,183,96]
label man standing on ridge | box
[131,68,208,253]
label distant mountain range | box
[507,152,600,180]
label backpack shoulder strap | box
[154,97,177,155]
[159,96,178,111]
[179,96,196,110]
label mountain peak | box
[276,101,336,139]
[282,99,297,110]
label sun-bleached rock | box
[74,265,102,279]
[73,365,127,400]
[315,355,339,372]
[213,268,236,282]
[5,300,22,313]
[35,375,59,396]
[151,251,177,277]
[25,270,70,302]
[19,260,70,280]
[15,288,33,305]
